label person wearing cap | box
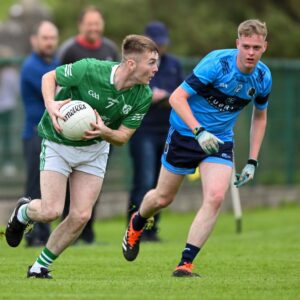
[127,21,184,241]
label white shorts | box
[40,139,110,178]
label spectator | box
[20,21,59,247]
[58,6,120,245]
[0,46,19,177]
[127,21,183,241]
[58,6,119,63]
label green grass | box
[0,204,299,300]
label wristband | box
[247,159,258,168]
[193,126,206,136]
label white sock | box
[17,204,30,224]
[30,261,45,273]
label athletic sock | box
[30,247,58,273]
[132,211,148,231]
[178,243,201,266]
[17,204,30,224]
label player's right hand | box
[84,110,105,140]
[152,87,169,103]
[196,130,224,155]
[46,99,71,133]
[234,159,258,188]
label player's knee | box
[155,192,173,208]
[78,211,92,225]
[206,191,225,209]
[69,210,91,228]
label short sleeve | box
[181,52,217,96]
[55,59,88,87]
[254,68,272,110]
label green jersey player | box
[38,58,153,146]
[5,34,159,279]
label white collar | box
[110,64,120,84]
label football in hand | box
[57,100,96,141]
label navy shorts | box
[161,128,233,175]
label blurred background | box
[0,0,300,222]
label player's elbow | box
[110,139,126,147]
[111,142,124,147]
[113,133,132,146]
[169,95,177,107]
[42,70,56,83]
[169,94,184,109]
[169,87,188,108]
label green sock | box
[31,247,58,272]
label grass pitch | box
[0,204,299,300]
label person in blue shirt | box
[122,19,272,277]
[20,21,59,247]
[127,21,183,241]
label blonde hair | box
[122,34,158,60]
[238,19,267,39]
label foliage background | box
[1,0,300,58]
[1,0,300,186]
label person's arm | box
[152,87,169,103]
[249,106,267,160]
[234,107,267,188]
[83,110,135,146]
[41,70,70,132]
[169,86,223,154]
[169,86,201,131]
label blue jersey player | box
[122,19,272,277]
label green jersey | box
[38,59,152,146]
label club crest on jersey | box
[122,104,132,115]
[234,84,243,93]
[247,87,256,97]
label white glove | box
[196,129,224,155]
[234,160,258,188]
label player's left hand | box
[83,110,105,139]
[234,160,258,188]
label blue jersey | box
[20,52,59,139]
[170,49,272,141]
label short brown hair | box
[238,19,267,39]
[122,34,159,59]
